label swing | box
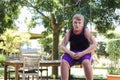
[62,0,93,73]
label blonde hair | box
[72,14,84,21]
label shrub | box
[0,54,5,66]
[106,39,120,74]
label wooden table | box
[4,60,61,80]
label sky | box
[15,7,45,34]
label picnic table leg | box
[4,63,7,80]
[15,64,19,80]
[47,67,48,80]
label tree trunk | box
[52,28,60,79]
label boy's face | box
[72,19,84,31]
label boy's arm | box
[60,31,75,56]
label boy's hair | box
[72,14,84,21]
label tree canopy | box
[0,29,30,55]
[0,0,21,33]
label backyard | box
[0,56,108,80]
[0,0,120,80]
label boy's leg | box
[61,59,70,80]
[82,59,93,80]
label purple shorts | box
[61,50,93,67]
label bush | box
[106,39,120,74]
[0,54,5,66]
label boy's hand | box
[69,52,76,59]
[73,52,83,60]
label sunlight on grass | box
[0,68,4,78]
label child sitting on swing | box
[60,13,97,80]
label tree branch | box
[24,0,50,22]
[63,0,81,9]
[50,13,57,30]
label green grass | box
[70,75,106,80]
[0,67,4,78]
[0,66,107,80]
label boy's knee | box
[82,59,91,66]
[61,59,70,67]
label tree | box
[18,0,120,78]
[0,29,30,55]
[0,0,21,33]
[18,0,90,77]
[39,31,53,60]
[91,0,120,34]
[19,0,120,77]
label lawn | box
[0,67,4,78]
[0,66,107,80]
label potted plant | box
[106,39,120,80]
